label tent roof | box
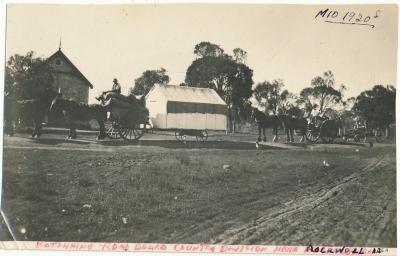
[148,84,226,105]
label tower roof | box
[47,49,93,89]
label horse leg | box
[32,118,42,138]
[285,127,290,142]
[257,125,261,142]
[36,120,42,138]
[67,122,75,139]
[5,120,13,136]
[31,122,36,138]
[72,126,77,139]
[290,129,295,142]
[30,118,36,138]
[263,128,267,142]
[10,120,15,136]
[272,127,278,142]
[299,129,305,143]
[31,122,37,138]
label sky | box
[5,4,398,104]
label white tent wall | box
[146,84,227,131]
[146,86,168,129]
[215,115,227,130]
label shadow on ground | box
[99,139,284,150]
[6,132,372,150]
[29,137,92,146]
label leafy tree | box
[323,108,340,120]
[286,105,304,118]
[353,85,395,129]
[185,43,253,131]
[5,51,54,100]
[233,48,247,64]
[343,97,356,111]
[194,42,225,58]
[298,71,345,117]
[253,79,293,115]
[131,68,169,96]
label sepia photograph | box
[0,2,397,253]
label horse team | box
[251,108,308,143]
[4,91,148,140]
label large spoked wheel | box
[119,125,145,141]
[195,130,208,142]
[105,121,121,139]
[354,133,366,143]
[175,130,185,141]
[305,126,320,143]
[320,120,338,144]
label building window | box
[55,59,61,65]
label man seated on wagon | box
[95,78,122,102]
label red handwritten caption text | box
[35,242,268,253]
[33,242,390,255]
[305,245,388,254]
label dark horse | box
[251,108,282,142]
[4,94,51,138]
[279,115,308,143]
[50,95,107,139]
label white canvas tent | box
[146,84,227,131]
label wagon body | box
[146,84,228,131]
[305,117,339,143]
[103,95,150,141]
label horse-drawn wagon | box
[99,93,150,141]
[342,126,383,143]
[145,84,228,142]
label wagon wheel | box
[196,130,208,142]
[305,125,320,143]
[354,133,366,143]
[105,121,121,139]
[320,120,338,144]
[119,124,145,141]
[175,130,185,141]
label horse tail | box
[279,119,284,130]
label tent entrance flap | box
[167,101,227,115]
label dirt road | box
[0,133,396,247]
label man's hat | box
[113,78,118,82]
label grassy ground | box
[0,133,396,247]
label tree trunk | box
[227,104,233,133]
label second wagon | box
[145,84,228,142]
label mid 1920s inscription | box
[315,8,381,28]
